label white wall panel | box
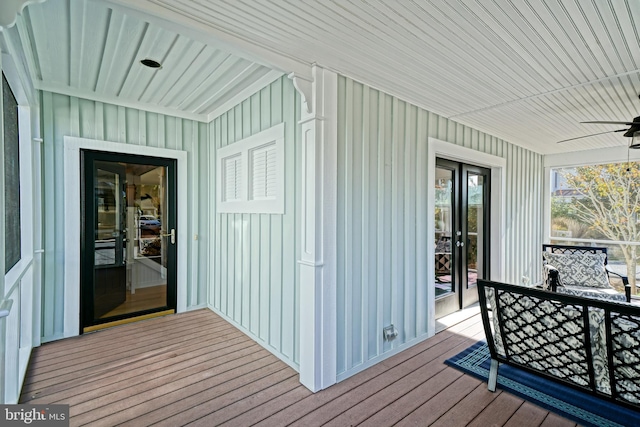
[209,76,300,369]
[336,76,543,378]
[41,92,209,342]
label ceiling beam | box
[449,68,640,121]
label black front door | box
[81,150,177,332]
[434,158,491,319]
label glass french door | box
[81,150,177,332]
[434,158,490,319]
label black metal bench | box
[478,279,640,410]
[542,244,631,302]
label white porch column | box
[289,65,338,392]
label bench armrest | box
[544,264,560,292]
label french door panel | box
[461,165,489,308]
[434,160,460,318]
[434,158,490,319]
[92,161,127,318]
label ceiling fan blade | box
[557,129,627,143]
[581,120,637,125]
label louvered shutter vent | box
[223,155,242,201]
[251,144,277,200]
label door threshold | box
[435,303,480,333]
[83,309,175,333]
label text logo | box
[1,405,69,426]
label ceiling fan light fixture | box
[140,58,162,69]
[629,131,640,149]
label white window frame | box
[2,54,34,293]
[216,123,285,214]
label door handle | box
[160,229,175,244]
[456,241,465,247]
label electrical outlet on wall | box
[383,325,398,341]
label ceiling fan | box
[558,116,640,147]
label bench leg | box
[488,359,498,392]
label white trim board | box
[63,136,188,338]
[544,145,640,168]
[37,70,283,125]
[427,138,506,332]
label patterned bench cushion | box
[543,252,610,288]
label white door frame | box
[62,136,188,338]
[427,138,506,333]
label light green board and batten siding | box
[38,73,540,381]
[209,76,301,370]
[335,76,543,378]
[39,77,302,371]
[40,92,210,341]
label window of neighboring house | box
[549,163,640,292]
[3,72,21,273]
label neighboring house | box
[0,0,632,404]
[550,169,583,199]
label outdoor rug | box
[445,341,640,427]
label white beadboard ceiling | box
[19,0,640,154]
[16,0,282,122]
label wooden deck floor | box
[20,309,578,426]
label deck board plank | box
[504,401,550,427]
[430,383,502,426]
[390,373,484,426]
[356,368,464,427]
[467,392,525,427]
[148,368,296,427]
[217,385,312,426]
[540,412,579,427]
[19,308,581,427]
[187,376,307,426]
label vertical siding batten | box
[360,84,370,360]
[344,77,354,370]
[404,104,417,342]
[390,96,400,345]
[351,81,363,367]
[336,76,346,374]
[415,109,428,336]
